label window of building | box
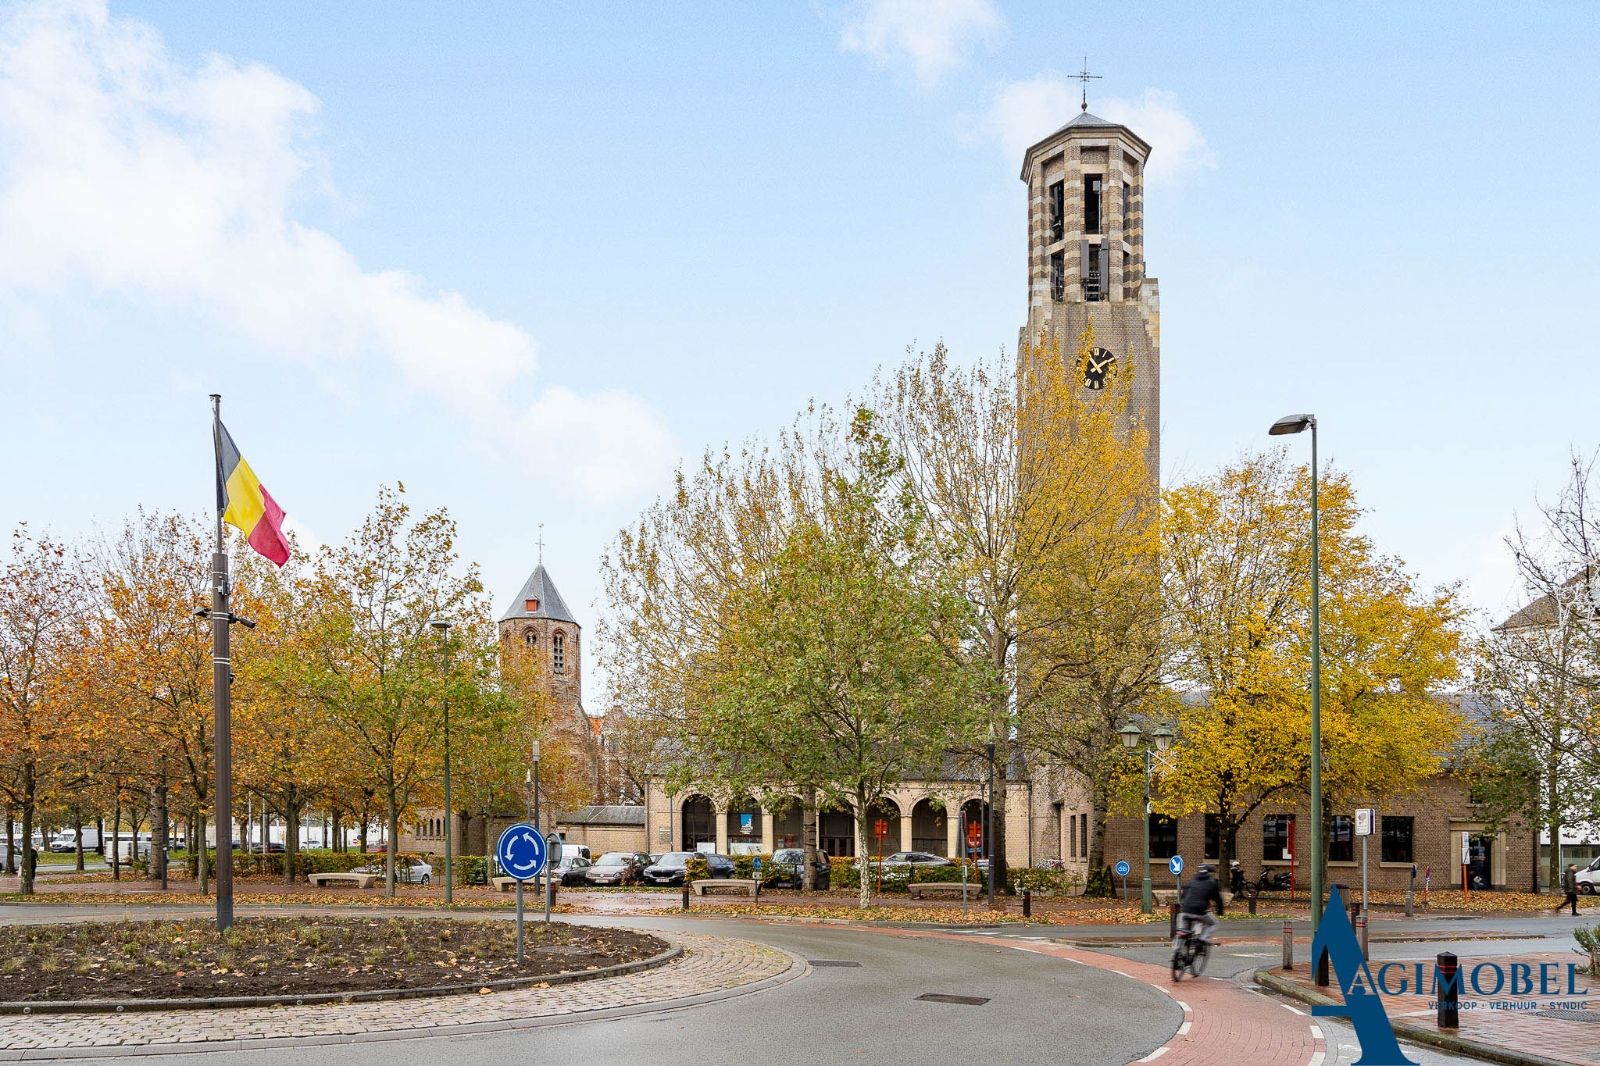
[523,629,536,648]
[1048,181,1064,241]
[553,631,566,673]
[1204,814,1221,860]
[1080,813,1088,858]
[1067,813,1077,858]
[1149,813,1177,859]
[524,598,539,612]
[1381,816,1414,864]
[1121,181,1130,225]
[1084,175,1102,233]
[1263,814,1293,862]
[1330,815,1353,862]
[1049,251,1065,302]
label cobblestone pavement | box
[0,934,798,1057]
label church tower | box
[499,563,582,719]
[1019,104,1160,476]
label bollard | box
[1281,922,1294,970]
[1168,902,1179,940]
[1356,913,1369,960]
[1023,889,1032,918]
[681,885,690,911]
[1248,890,1257,916]
[1436,951,1460,1029]
[1315,946,1330,987]
[1405,886,1414,918]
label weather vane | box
[537,521,544,564]
[1075,57,1101,112]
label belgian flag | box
[214,419,291,567]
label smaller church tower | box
[499,563,582,719]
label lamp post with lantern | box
[1119,720,1175,915]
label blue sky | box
[2,1,1597,699]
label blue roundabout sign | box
[496,822,548,881]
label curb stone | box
[1253,967,1571,1066]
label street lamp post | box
[428,619,453,905]
[1120,721,1175,915]
[1269,413,1322,937]
[984,737,997,910]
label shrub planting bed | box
[0,918,666,1003]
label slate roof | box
[556,805,646,827]
[500,563,578,625]
[1496,570,1596,631]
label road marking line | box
[1308,1024,1322,1040]
[1137,1049,1169,1062]
[1307,1054,1324,1066]
[1281,1003,1305,1015]
[1175,1001,1190,1012]
[1176,1021,1191,1036]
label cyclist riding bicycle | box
[1176,863,1223,945]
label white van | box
[48,828,102,853]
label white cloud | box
[0,0,673,500]
[982,78,1215,185]
[840,0,1003,87]
[514,388,678,500]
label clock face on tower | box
[1084,347,1116,390]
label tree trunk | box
[989,742,1010,896]
[4,805,14,876]
[384,781,399,897]
[73,806,84,872]
[1086,785,1111,896]
[20,762,37,895]
[1547,738,1564,894]
[196,810,209,895]
[854,793,872,908]
[332,810,343,852]
[800,786,818,891]
[285,791,300,885]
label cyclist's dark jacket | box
[1179,873,1223,915]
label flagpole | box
[210,394,235,931]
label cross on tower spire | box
[1075,57,1101,112]
[536,522,544,564]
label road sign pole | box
[515,879,524,963]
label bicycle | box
[1170,915,1212,981]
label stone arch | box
[912,798,948,856]
[819,801,856,857]
[724,796,762,852]
[680,794,714,850]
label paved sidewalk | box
[0,933,797,1058]
[1272,952,1599,1065]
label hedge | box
[163,849,394,880]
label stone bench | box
[491,876,558,893]
[691,878,758,897]
[307,872,378,889]
[908,882,978,900]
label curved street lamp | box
[428,618,453,904]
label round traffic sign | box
[1114,859,1131,878]
[495,822,547,881]
[1168,854,1184,876]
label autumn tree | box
[1466,452,1600,890]
[1159,452,1465,897]
[297,485,487,894]
[0,526,93,894]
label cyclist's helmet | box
[1196,863,1213,875]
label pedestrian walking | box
[1558,863,1580,916]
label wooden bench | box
[491,876,558,893]
[691,878,758,897]
[908,882,977,900]
[307,872,378,889]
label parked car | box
[764,848,831,890]
[641,851,734,886]
[584,852,652,886]
[1578,857,1600,895]
[552,855,593,886]
[353,859,434,885]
